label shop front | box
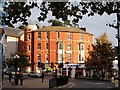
[75,67,83,78]
[63,63,85,78]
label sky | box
[28,4,118,46]
[80,13,117,46]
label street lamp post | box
[13,54,20,85]
[14,54,20,72]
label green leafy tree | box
[48,19,73,27]
[63,20,72,27]
[48,19,63,26]
[38,2,87,25]
[3,2,38,27]
[4,2,120,28]
[6,53,33,72]
[18,25,25,29]
[4,1,119,72]
[3,2,88,26]
[85,33,115,79]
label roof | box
[26,25,38,30]
[35,26,93,35]
[5,27,24,37]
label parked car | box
[28,71,41,78]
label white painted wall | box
[20,34,24,41]
[4,36,18,59]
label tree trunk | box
[101,69,105,80]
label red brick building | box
[22,25,94,76]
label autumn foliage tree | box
[85,33,115,79]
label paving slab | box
[2,75,73,89]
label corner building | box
[24,26,94,77]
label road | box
[2,75,50,88]
[2,75,116,89]
[68,78,115,89]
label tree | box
[3,2,38,27]
[85,33,115,79]
[3,1,120,86]
[48,19,72,27]
[48,19,63,26]
[2,2,96,27]
[3,2,119,28]
[5,53,33,72]
[3,0,119,72]
[38,2,87,25]
[18,25,25,29]
[63,20,73,27]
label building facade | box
[3,27,24,60]
[24,26,94,77]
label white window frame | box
[81,44,84,50]
[28,34,30,40]
[46,54,49,63]
[46,43,49,49]
[79,54,81,61]
[37,54,41,62]
[28,45,30,51]
[88,35,90,42]
[67,32,71,40]
[46,32,49,39]
[59,43,62,49]
[57,32,60,39]
[78,43,81,50]
[88,44,90,51]
[67,53,71,62]
[67,44,71,50]
[59,54,63,61]
[37,43,41,50]
[38,32,41,39]
[80,34,83,41]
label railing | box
[49,76,68,89]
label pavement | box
[2,75,74,89]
